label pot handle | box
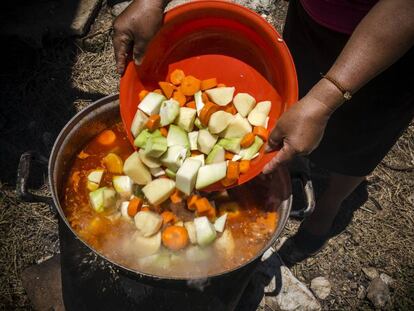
[289,158,315,218]
[16,151,54,206]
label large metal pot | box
[17,95,314,311]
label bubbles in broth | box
[63,123,278,278]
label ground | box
[0,0,413,310]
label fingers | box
[265,125,284,152]
[132,40,148,65]
[262,143,297,174]
[112,31,132,75]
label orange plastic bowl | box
[120,0,298,191]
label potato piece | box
[123,152,152,185]
[142,178,176,205]
[205,87,235,106]
[222,114,252,138]
[132,231,162,258]
[233,93,256,117]
[208,111,234,134]
[134,211,163,237]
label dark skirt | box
[283,0,414,176]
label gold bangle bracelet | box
[321,74,352,101]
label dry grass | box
[0,1,413,310]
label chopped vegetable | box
[132,231,162,258]
[239,136,263,160]
[233,93,256,117]
[226,161,240,181]
[175,107,196,132]
[214,213,228,232]
[158,81,175,98]
[172,90,186,107]
[134,211,163,237]
[225,103,238,115]
[239,160,251,174]
[123,152,152,185]
[176,158,202,195]
[161,211,177,224]
[197,129,218,154]
[170,69,185,85]
[142,178,176,205]
[194,117,206,130]
[195,197,213,213]
[186,101,196,109]
[162,225,189,251]
[188,131,199,150]
[97,130,116,145]
[138,149,161,168]
[195,162,227,190]
[225,152,235,160]
[154,89,163,94]
[87,170,104,191]
[131,109,149,137]
[208,111,234,134]
[206,145,225,164]
[190,154,205,166]
[217,83,226,88]
[184,221,197,244]
[139,89,149,101]
[146,114,161,132]
[120,201,131,219]
[167,124,190,148]
[160,127,168,137]
[103,153,123,174]
[199,101,220,126]
[186,246,212,262]
[194,91,204,114]
[170,189,184,204]
[144,136,167,158]
[221,177,237,187]
[180,75,201,96]
[187,194,200,211]
[159,99,180,126]
[194,216,217,247]
[113,175,134,198]
[161,145,188,172]
[247,101,271,127]
[134,129,162,148]
[150,167,165,177]
[128,197,143,217]
[89,187,117,213]
[253,126,269,141]
[165,168,177,179]
[240,133,256,148]
[217,137,242,154]
[138,92,166,115]
[222,113,252,138]
[205,87,235,106]
[200,78,217,90]
[214,229,235,258]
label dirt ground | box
[0,1,413,310]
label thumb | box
[262,143,296,174]
[133,40,148,65]
[265,125,284,152]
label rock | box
[310,277,331,300]
[362,267,379,280]
[380,273,395,287]
[111,1,132,17]
[357,285,366,299]
[367,277,391,308]
[272,266,321,311]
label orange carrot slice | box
[200,78,217,90]
[187,194,200,211]
[128,197,143,217]
[253,126,269,141]
[161,211,177,225]
[186,101,196,109]
[162,226,189,251]
[217,83,226,88]
[170,69,185,85]
[139,90,149,101]
[240,133,256,148]
[159,82,175,99]
[141,206,150,212]
[153,89,163,95]
[199,101,220,126]
[225,103,237,115]
[97,130,116,146]
[225,152,235,160]
[227,161,240,181]
[102,153,123,174]
[172,90,186,107]
[180,75,201,96]
[170,189,183,204]
[221,177,237,187]
[202,92,209,103]
[239,160,251,174]
[146,114,161,132]
[160,127,168,137]
[195,197,212,213]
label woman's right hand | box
[112,0,166,75]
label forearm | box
[308,0,414,112]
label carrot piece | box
[240,133,256,148]
[221,177,237,187]
[128,197,143,217]
[197,205,217,220]
[141,206,150,212]
[253,126,269,141]
[170,189,183,204]
[170,69,185,85]
[239,160,251,174]
[217,83,226,88]
[102,153,123,174]
[97,130,116,146]
[191,150,202,156]
[146,114,161,132]
[187,194,200,211]
[162,225,189,251]
[202,92,209,103]
[195,197,213,213]
[159,127,168,137]
[199,101,220,126]
[200,78,217,90]
[225,152,235,160]
[186,100,196,109]
[161,211,177,225]
[227,161,240,181]
[153,89,163,95]
[225,103,237,115]
[159,81,175,99]
[180,75,201,96]
[139,89,149,101]
[172,90,186,107]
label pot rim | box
[49,94,292,282]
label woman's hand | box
[263,79,344,174]
[112,0,165,74]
